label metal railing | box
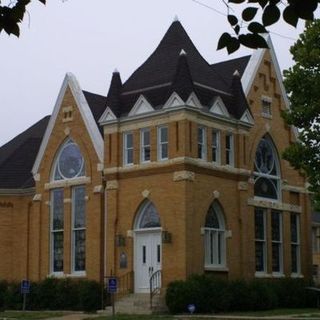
[117,271,134,300]
[150,269,161,309]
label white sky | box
[0,0,307,146]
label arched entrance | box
[133,201,161,293]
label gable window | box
[124,132,134,166]
[51,188,64,274]
[72,186,86,273]
[255,208,267,273]
[261,96,272,117]
[158,126,168,160]
[53,140,85,180]
[212,130,220,164]
[254,136,280,200]
[198,127,206,160]
[271,211,283,274]
[225,133,234,166]
[291,213,300,274]
[204,201,226,268]
[141,128,151,163]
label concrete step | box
[104,293,167,315]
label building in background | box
[0,20,312,293]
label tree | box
[218,0,319,53]
[0,0,45,37]
[282,20,320,200]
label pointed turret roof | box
[122,20,227,93]
[105,70,122,117]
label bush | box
[0,278,102,312]
[166,275,318,314]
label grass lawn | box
[88,309,320,320]
[0,311,64,319]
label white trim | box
[211,129,221,165]
[225,133,234,166]
[186,92,202,109]
[123,131,134,166]
[98,106,117,123]
[197,126,207,160]
[163,92,184,109]
[157,126,169,161]
[241,35,298,138]
[210,96,230,117]
[240,109,254,125]
[32,73,104,175]
[140,128,151,163]
[129,95,154,116]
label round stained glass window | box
[54,141,85,180]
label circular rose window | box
[54,141,85,180]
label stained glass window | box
[204,202,226,268]
[138,202,161,229]
[255,208,266,273]
[53,140,85,180]
[271,211,283,273]
[291,213,300,274]
[254,137,280,200]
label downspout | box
[26,201,32,279]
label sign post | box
[20,280,30,311]
[106,277,118,317]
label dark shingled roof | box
[106,20,251,120]
[0,116,50,189]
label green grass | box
[0,311,64,319]
[88,309,320,320]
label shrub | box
[248,279,278,310]
[0,281,8,311]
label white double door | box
[134,230,162,293]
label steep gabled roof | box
[105,20,251,120]
[0,116,50,189]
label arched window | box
[50,139,86,275]
[254,136,280,200]
[204,201,226,268]
[52,139,85,181]
[135,201,161,229]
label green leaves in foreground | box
[0,0,46,37]
[218,0,319,53]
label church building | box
[0,20,312,294]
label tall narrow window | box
[158,126,168,160]
[51,189,64,274]
[254,136,281,200]
[72,186,86,273]
[198,127,206,160]
[204,202,226,268]
[124,132,134,165]
[291,213,300,274]
[225,133,234,166]
[212,130,220,164]
[271,211,283,274]
[141,128,151,163]
[255,208,266,273]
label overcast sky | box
[0,0,307,146]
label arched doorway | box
[133,201,161,293]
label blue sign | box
[107,277,117,293]
[187,304,196,314]
[21,279,30,294]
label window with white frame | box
[158,126,168,160]
[254,136,281,200]
[291,213,300,274]
[204,201,226,268]
[312,227,320,253]
[211,130,220,164]
[50,139,86,275]
[225,133,234,166]
[198,126,206,160]
[255,208,267,273]
[261,96,272,117]
[141,128,151,163]
[72,186,86,273]
[50,188,64,274]
[271,211,283,274]
[124,132,134,165]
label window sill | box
[291,273,304,278]
[205,266,229,272]
[255,272,272,278]
[261,113,272,119]
[48,272,86,278]
[69,271,86,278]
[272,272,285,278]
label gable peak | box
[180,49,187,56]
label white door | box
[134,231,161,293]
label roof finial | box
[173,15,179,22]
[233,69,240,77]
[113,68,119,73]
[180,49,187,56]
